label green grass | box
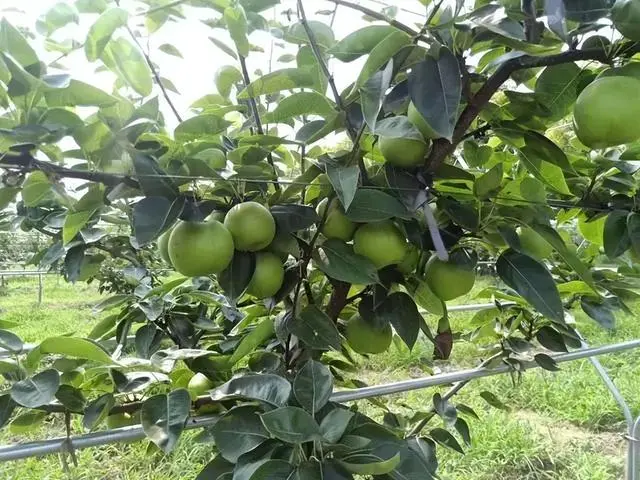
[0,274,637,479]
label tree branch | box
[238,55,281,191]
[327,0,429,43]
[0,150,139,189]
[425,41,640,173]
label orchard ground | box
[0,274,636,480]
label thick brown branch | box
[426,41,640,173]
[0,151,139,189]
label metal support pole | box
[37,273,43,305]
[0,339,639,462]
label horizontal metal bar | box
[0,271,55,276]
[331,339,640,403]
[1,339,638,462]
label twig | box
[328,0,429,43]
[296,0,356,140]
[238,55,281,191]
[425,41,640,173]
[118,8,183,123]
[0,151,139,189]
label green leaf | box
[209,36,238,60]
[158,43,182,58]
[0,187,19,210]
[237,68,315,99]
[260,406,321,444]
[141,389,191,453]
[39,337,113,364]
[496,249,564,322]
[375,292,421,350]
[0,18,39,72]
[63,210,95,244]
[229,317,274,366]
[212,373,291,406]
[102,37,153,96]
[411,278,445,316]
[218,251,255,301]
[85,7,128,61]
[330,25,397,62]
[234,459,294,480]
[132,196,183,246]
[408,47,462,141]
[345,188,411,222]
[534,352,561,371]
[536,325,568,352]
[45,79,118,107]
[474,164,503,199]
[0,330,23,353]
[215,65,243,99]
[313,239,380,285]
[361,60,394,132]
[196,456,234,480]
[21,172,53,207]
[535,62,581,120]
[523,131,574,173]
[212,406,269,462]
[55,384,86,413]
[10,411,46,434]
[628,213,640,254]
[581,297,616,330]
[271,204,320,234]
[174,114,231,142]
[133,153,179,198]
[338,447,402,475]
[293,360,333,413]
[83,393,114,430]
[0,394,16,430]
[604,210,631,259]
[429,427,464,454]
[286,20,335,48]
[320,407,354,443]
[224,5,250,57]
[517,146,571,195]
[326,164,360,211]
[290,305,342,350]
[354,30,411,91]
[38,3,79,35]
[11,369,60,408]
[262,92,336,124]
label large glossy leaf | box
[313,239,379,285]
[345,189,411,222]
[262,92,336,124]
[361,60,394,132]
[581,297,616,330]
[330,25,397,62]
[224,5,250,57]
[140,389,191,453]
[271,204,320,234]
[0,395,16,430]
[290,305,342,350]
[55,384,86,413]
[535,62,581,120]
[516,146,571,194]
[132,196,183,245]
[102,37,152,96]
[38,3,79,35]
[229,317,274,366]
[260,406,321,444]
[286,20,335,48]
[218,251,255,301]
[234,459,294,480]
[354,30,411,91]
[338,446,401,476]
[375,292,421,350]
[39,337,113,364]
[408,47,462,141]
[85,7,128,61]
[0,330,23,353]
[326,163,360,211]
[496,249,564,322]
[211,374,291,406]
[0,18,39,71]
[132,154,179,198]
[293,360,333,414]
[214,65,243,99]
[174,114,232,142]
[11,370,60,408]
[320,407,354,443]
[212,406,270,462]
[604,210,631,259]
[196,456,234,480]
[237,68,315,99]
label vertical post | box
[37,273,43,306]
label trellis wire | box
[0,339,638,463]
